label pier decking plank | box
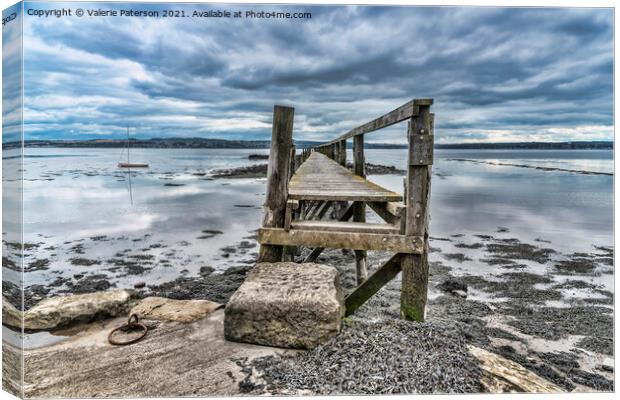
[288,152,402,202]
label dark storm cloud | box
[21,3,613,142]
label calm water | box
[2,148,613,294]
[364,149,613,251]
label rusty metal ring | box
[127,313,139,325]
[108,314,148,346]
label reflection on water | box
[2,325,70,349]
[364,149,613,253]
[2,147,613,296]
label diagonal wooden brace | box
[345,253,403,316]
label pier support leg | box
[401,100,433,321]
[353,134,368,284]
[282,144,297,262]
[338,139,347,166]
[258,105,295,263]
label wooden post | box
[400,99,433,321]
[289,145,296,178]
[353,135,366,177]
[338,139,347,166]
[283,144,297,262]
[353,134,368,284]
[258,105,295,263]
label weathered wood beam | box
[291,220,399,234]
[302,195,355,263]
[300,200,307,219]
[258,105,295,263]
[306,200,325,220]
[338,139,347,166]
[314,200,333,220]
[352,134,368,284]
[289,145,297,177]
[367,201,404,225]
[325,99,430,145]
[303,200,319,218]
[401,99,433,321]
[336,201,355,221]
[345,254,402,316]
[386,201,406,216]
[258,228,424,254]
[307,200,334,221]
[288,192,402,202]
[284,200,299,232]
[303,247,326,264]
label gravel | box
[569,370,614,391]
[576,336,614,356]
[485,239,556,263]
[502,304,613,341]
[239,319,483,395]
[554,255,598,275]
[145,264,250,304]
[437,278,468,294]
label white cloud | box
[17,4,613,143]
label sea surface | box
[2,147,614,297]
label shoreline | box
[3,229,614,393]
[2,152,614,394]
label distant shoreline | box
[1,138,613,150]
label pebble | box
[239,319,483,394]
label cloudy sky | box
[14,2,615,143]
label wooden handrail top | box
[318,98,433,147]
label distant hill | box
[7,138,407,149]
[16,138,273,149]
[2,138,612,150]
[435,141,613,150]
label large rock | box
[130,297,222,322]
[224,262,344,349]
[2,296,23,328]
[4,290,135,331]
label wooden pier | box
[257,99,434,321]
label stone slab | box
[224,262,344,349]
[3,290,135,331]
[4,310,286,398]
[130,297,222,322]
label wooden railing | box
[259,99,435,321]
[299,99,433,165]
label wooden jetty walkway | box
[257,99,434,321]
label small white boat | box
[118,127,149,168]
[118,162,149,168]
